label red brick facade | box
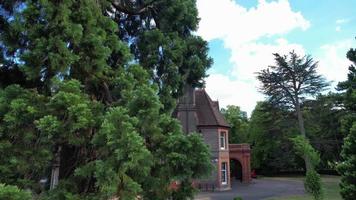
[229,144,252,183]
[174,86,251,191]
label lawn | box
[267,175,341,200]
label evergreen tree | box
[248,101,299,172]
[257,51,329,172]
[0,184,32,200]
[338,122,356,200]
[303,94,345,169]
[247,96,345,173]
[337,47,356,200]
[0,0,211,199]
[109,0,212,112]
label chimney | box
[176,84,197,134]
[213,100,220,110]
[179,84,195,105]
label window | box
[221,162,228,185]
[220,132,226,149]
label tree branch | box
[111,0,158,15]
[102,81,114,104]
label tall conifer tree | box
[0,0,211,199]
[337,47,356,200]
[257,51,329,171]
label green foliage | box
[113,0,212,112]
[0,184,32,200]
[337,122,356,200]
[291,134,323,199]
[36,79,97,145]
[248,102,299,172]
[291,135,321,168]
[90,106,152,199]
[0,85,51,189]
[304,170,323,200]
[302,94,346,169]
[257,51,329,172]
[337,48,356,113]
[233,197,243,200]
[0,0,212,199]
[336,47,356,200]
[221,105,249,143]
[257,51,329,109]
[248,95,345,173]
[163,133,212,180]
[39,184,81,200]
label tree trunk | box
[50,146,62,189]
[295,99,312,172]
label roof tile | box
[195,89,230,127]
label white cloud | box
[205,38,306,115]
[205,39,355,115]
[336,19,349,24]
[316,39,355,89]
[335,19,349,32]
[197,0,310,44]
[205,74,264,116]
[230,38,305,81]
[197,0,310,115]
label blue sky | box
[196,0,356,116]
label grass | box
[266,175,341,200]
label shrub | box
[291,135,323,200]
[337,122,356,200]
[304,170,323,200]
[290,135,320,168]
[233,197,243,200]
[0,183,32,200]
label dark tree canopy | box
[247,94,346,174]
[257,51,329,172]
[94,0,213,111]
[0,0,212,199]
[257,51,329,109]
[0,0,212,112]
[337,47,356,200]
[338,122,356,200]
[248,101,300,172]
[337,48,356,112]
[302,94,345,168]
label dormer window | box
[220,131,226,150]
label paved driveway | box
[195,178,305,200]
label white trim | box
[220,132,226,150]
[221,162,228,185]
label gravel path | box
[195,178,305,200]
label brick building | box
[174,86,251,191]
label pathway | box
[195,178,305,200]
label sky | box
[196,0,356,116]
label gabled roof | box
[195,89,230,128]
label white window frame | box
[221,162,228,185]
[220,131,226,150]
